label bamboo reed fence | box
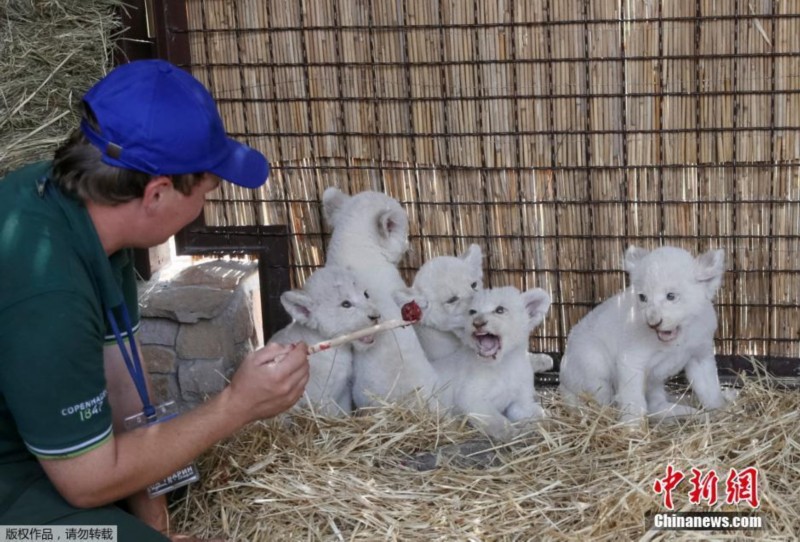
[178,0,800,362]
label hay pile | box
[0,0,124,177]
[171,376,799,541]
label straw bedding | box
[0,0,124,177]
[3,3,797,539]
[171,374,799,541]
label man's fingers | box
[268,343,309,371]
[251,343,293,365]
[277,347,310,402]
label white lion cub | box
[435,286,551,441]
[403,244,484,362]
[322,187,441,409]
[396,244,553,374]
[270,265,380,416]
[559,246,729,424]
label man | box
[0,59,310,540]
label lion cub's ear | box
[459,244,484,283]
[623,245,650,275]
[695,249,726,299]
[377,207,405,240]
[522,288,552,328]
[280,290,316,326]
[322,186,350,227]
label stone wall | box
[137,259,264,412]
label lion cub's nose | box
[369,312,381,324]
[648,319,663,330]
[473,318,487,330]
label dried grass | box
[171,373,799,541]
[0,0,125,176]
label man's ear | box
[140,176,174,214]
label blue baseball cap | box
[80,59,269,188]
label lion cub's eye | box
[446,296,459,304]
[666,292,677,301]
[495,306,505,314]
[341,300,352,308]
[468,309,477,316]
[364,290,370,299]
[638,294,647,302]
[471,282,478,290]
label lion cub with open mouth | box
[435,286,551,441]
[559,245,730,424]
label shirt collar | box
[40,173,126,310]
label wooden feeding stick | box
[308,300,422,354]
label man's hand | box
[225,342,310,425]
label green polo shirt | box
[0,161,140,513]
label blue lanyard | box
[106,304,156,419]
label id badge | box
[124,401,201,498]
